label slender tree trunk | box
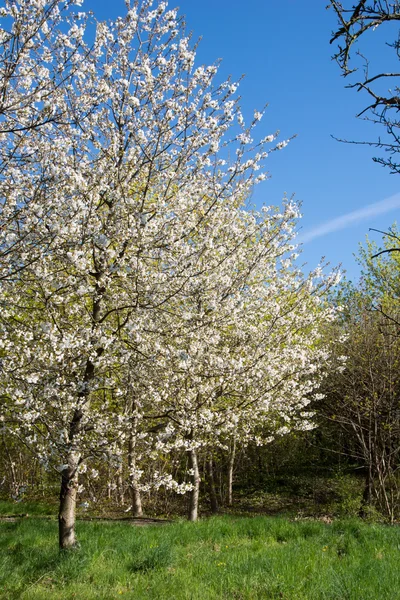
[227,432,236,506]
[117,465,125,505]
[107,473,112,500]
[258,454,263,485]
[128,423,143,517]
[58,268,104,549]
[188,447,200,521]
[206,456,219,514]
[2,435,19,498]
[359,467,372,517]
[58,451,80,550]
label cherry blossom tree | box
[0,0,295,548]
[122,203,338,521]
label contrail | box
[299,193,400,243]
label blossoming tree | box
[130,203,337,520]
[0,0,334,548]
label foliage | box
[358,225,400,323]
[317,237,400,521]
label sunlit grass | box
[0,514,399,599]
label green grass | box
[0,514,399,599]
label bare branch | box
[329,0,400,170]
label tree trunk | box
[128,429,143,517]
[206,456,219,513]
[227,432,236,506]
[117,466,125,505]
[359,467,372,517]
[58,451,80,550]
[188,447,200,521]
[2,435,19,499]
[58,270,103,549]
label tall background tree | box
[318,237,400,522]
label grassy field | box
[0,508,399,599]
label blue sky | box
[88,0,400,280]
